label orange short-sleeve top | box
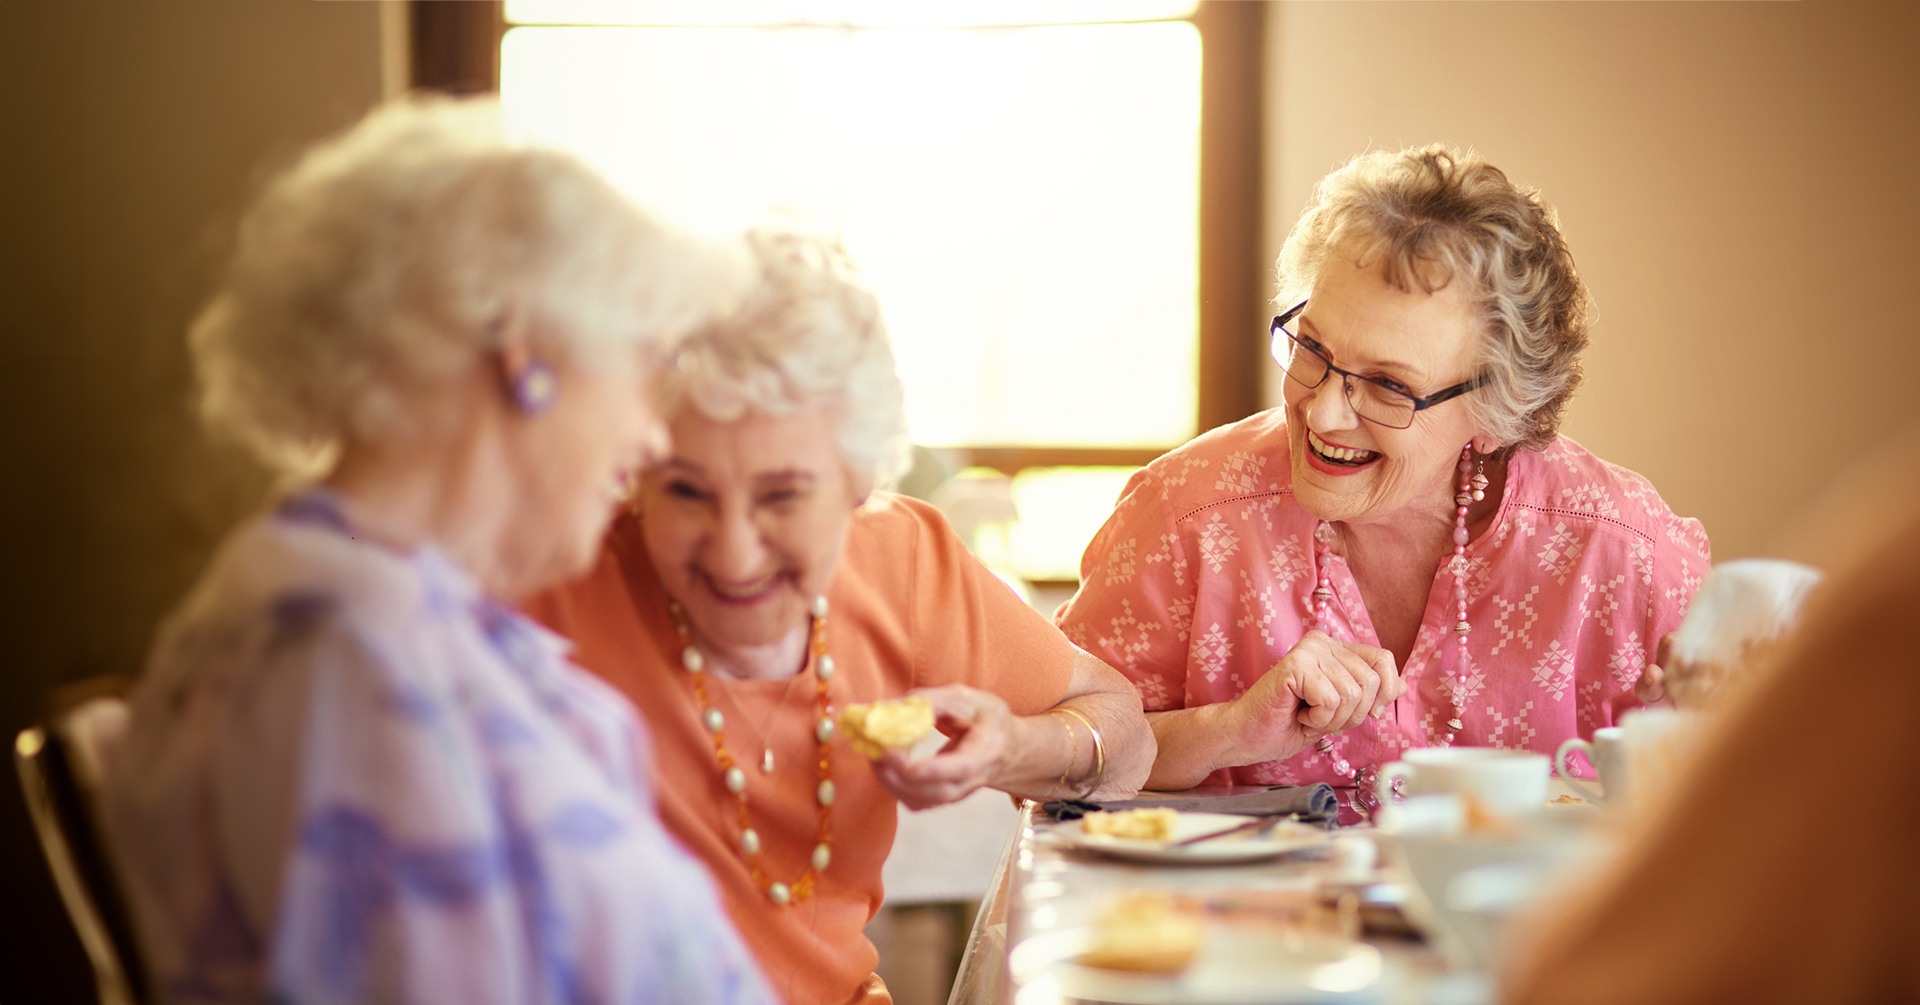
[522,493,1077,1005]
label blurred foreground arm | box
[1503,517,1920,1005]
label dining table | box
[947,782,1607,1005]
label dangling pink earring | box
[1470,450,1489,502]
[511,362,558,414]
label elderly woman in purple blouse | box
[100,99,775,1005]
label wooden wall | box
[0,1,383,992]
[1263,0,1920,561]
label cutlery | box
[1171,814,1292,847]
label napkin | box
[1044,783,1339,828]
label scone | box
[1081,808,1179,843]
[837,697,936,759]
[1078,893,1202,973]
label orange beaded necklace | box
[668,595,837,906]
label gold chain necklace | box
[710,669,806,775]
[668,595,837,906]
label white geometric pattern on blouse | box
[1056,416,1710,790]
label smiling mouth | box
[700,571,785,604]
[1307,429,1381,468]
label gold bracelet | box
[1054,706,1106,799]
[1040,711,1078,802]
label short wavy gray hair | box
[666,228,910,492]
[191,96,736,473]
[1275,145,1591,452]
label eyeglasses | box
[1269,300,1490,430]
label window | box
[412,0,1264,584]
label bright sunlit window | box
[501,0,1200,452]
[498,1,1206,583]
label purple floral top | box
[102,491,776,1005]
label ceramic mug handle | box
[1375,760,1415,806]
[1555,737,1603,802]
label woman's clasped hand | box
[1148,632,1403,791]
[1253,632,1404,741]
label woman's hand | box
[1227,630,1402,760]
[1141,630,1400,790]
[871,652,1155,808]
[1634,632,1677,705]
[870,683,1020,811]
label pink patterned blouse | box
[1056,410,1710,789]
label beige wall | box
[1263,0,1920,562]
[0,0,382,988]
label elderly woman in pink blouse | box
[1057,145,1709,814]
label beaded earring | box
[510,361,558,414]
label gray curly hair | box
[1275,145,1591,452]
[190,96,736,474]
[665,228,910,493]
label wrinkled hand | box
[1228,630,1401,764]
[870,683,1015,811]
[1634,632,1677,705]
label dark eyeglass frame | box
[1269,299,1491,430]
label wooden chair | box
[14,676,147,1005]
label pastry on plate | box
[1080,808,1180,842]
[837,697,935,759]
[1079,893,1202,973]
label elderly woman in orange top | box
[1057,145,1710,817]
[523,229,1154,1005]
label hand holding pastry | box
[870,683,1018,810]
[838,697,936,759]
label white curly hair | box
[664,228,910,493]
[1275,145,1592,452]
[190,95,738,473]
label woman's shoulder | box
[1507,435,1702,544]
[145,509,446,689]
[1126,408,1296,526]
[842,492,960,580]
[839,492,1019,611]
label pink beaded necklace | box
[1309,444,1486,811]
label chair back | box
[15,676,147,1005]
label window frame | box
[410,0,1266,473]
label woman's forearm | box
[994,650,1155,801]
[1141,703,1253,790]
[1054,687,1154,800]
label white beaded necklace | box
[670,595,838,907]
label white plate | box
[1054,812,1329,864]
[1010,923,1384,1004]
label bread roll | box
[838,697,935,759]
[1079,893,1201,973]
[1080,808,1179,843]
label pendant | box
[761,748,776,774]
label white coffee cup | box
[1554,727,1626,804]
[1375,747,1551,818]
